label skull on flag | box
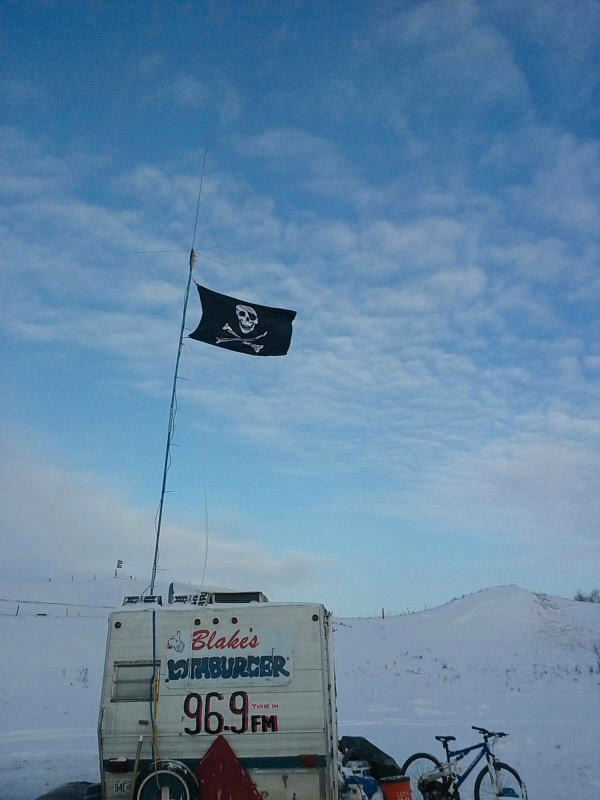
[236,304,258,334]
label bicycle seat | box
[435,736,456,743]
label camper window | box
[112,661,159,702]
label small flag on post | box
[188,285,296,356]
[116,560,123,569]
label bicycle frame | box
[426,737,499,793]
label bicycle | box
[400,726,528,800]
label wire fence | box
[0,573,150,617]
[0,598,116,617]
[3,572,142,583]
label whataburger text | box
[165,627,294,685]
[167,653,290,683]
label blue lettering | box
[259,655,272,677]
[169,654,289,681]
[233,656,248,679]
[221,657,234,678]
[191,657,210,679]
[272,656,290,678]
[167,659,188,682]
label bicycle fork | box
[485,753,527,799]
[485,753,503,795]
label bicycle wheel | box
[474,761,527,799]
[400,752,441,799]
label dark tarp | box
[339,735,402,781]
[35,783,97,800]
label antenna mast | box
[149,248,196,595]
[149,151,207,594]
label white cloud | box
[486,0,600,121]
[584,356,600,371]
[488,239,579,283]
[170,73,206,107]
[375,0,530,127]
[0,435,334,594]
[215,77,242,124]
[418,435,600,552]
[426,267,487,300]
[361,218,467,271]
[130,280,184,307]
[546,411,600,438]
[235,128,372,204]
[509,135,600,235]
[0,127,73,197]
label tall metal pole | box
[149,248,196,595]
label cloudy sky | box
[1,0,599,616]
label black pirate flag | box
[188,284,296,356]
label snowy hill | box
[335,586,600,799]
[0,582,598,799]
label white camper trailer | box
[97,590,339,800]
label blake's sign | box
[192,628,259,651]
[165,627,293,686]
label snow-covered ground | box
[0,580,598,798]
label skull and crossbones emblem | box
[215,304,267,352]
[236,304,258,334]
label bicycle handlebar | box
[471,726,508,738]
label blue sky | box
[1,0,599,616]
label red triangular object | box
[193,735,263,800]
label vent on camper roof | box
[122,595,163,606]
[212,591,268,604]
[171,593,211,606]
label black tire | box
[474,761,527,800]
[400,752,441,799]
[136,760,199,800]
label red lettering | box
[192,630,210,650]
[193,629,261,651]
